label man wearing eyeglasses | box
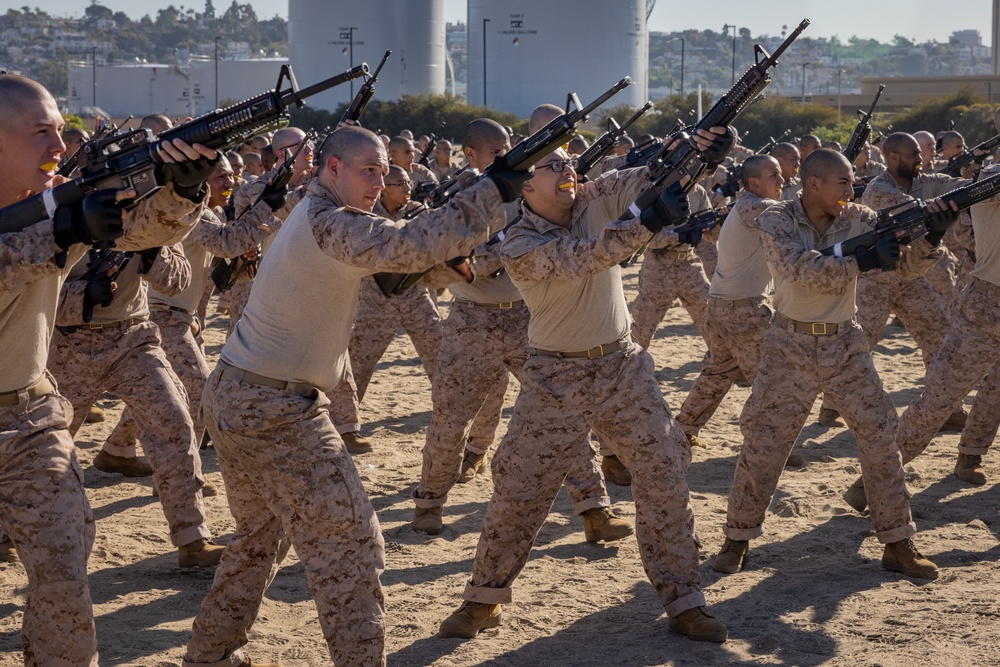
[438,126,736,643]
[413,119,631,546]
[388,135,438,190]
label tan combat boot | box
[85,405,105,423]
[439,601,502,638]
[601,454,632,486]
[882,538,939,580]
[178,538,225,568]
[939,407,968,433]
[457,449,487,484]
[341,431,373,454]
[955,453,987,485]
[668,606,728,642]
[0,536,19,563]
[686,433,706,448]
[93,450,153,477]
[712,538,749,574]
[582,507,634,543]
[843,476,867,513]
[413,506,443,535]
[818,406,846,428]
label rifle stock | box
[843,84,884,165]
[0,63,368,235]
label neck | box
[800,196,837,237]
[0,187,31,208]
[527,197,573,229]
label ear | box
[326,155,341,179]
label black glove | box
[260,184,290,212]
[53,189,125,250]
[137,247,161,274]
[485,155,533,203]
[676,226,702,247]
[638,182,690,234]
[854,236,901,272]
[82,273,114,323]
[925,202,960,246]
[703,127,736,170]
[163,150,219,201]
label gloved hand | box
[260,184,290,212]
[703,126,736,170]
[82,273,114,322]
[163,150,219,201]
[53,189,125,250]
[485,155,534,203]
[638,181,690,234]
[925,200,960,246]
[854,236,901,272]
[676,226,702,247]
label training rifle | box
[755,128,792,156]
[407,165,472,212]
[624,18,810,263]
[340,50,391,125]
[843,84,885,165]
[574,101,653,180]
[653,208,727,254]
[372,76,632,297]
[58,117,132,178]
[212,132,315,292]
[0,63,368,235]
[821,170,1000,262]
[416,131,439,168]
[77,248,133,323]
[937,133,1000,178]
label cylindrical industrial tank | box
[288,0,446,113]
[467,0,648,117]
[68,63,189,116]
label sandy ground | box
[2,263,999,667]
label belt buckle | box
[499,302,511,309]
[588,344,604,360]
[811,322,828,335]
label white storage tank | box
[287,0,446,113]
[187,57,290,116]
[467,0,648,117]
[68,63,189,117]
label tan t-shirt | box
[970,163,1000,286]
[710,190,776,300]
[1,184,204,391]
[759,197,939,323]
[500,167,651,352]
[222,177,503,391]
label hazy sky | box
[8,0,994,44]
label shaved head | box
[529,103,563,134]
[741,154,777,182]
[387,135,412,153]
[271,127,306,152]
[140,113,172,135]
[800,148,851,182]
[463,118,508,150]
[881,132,918,157]
[770,142,798,160]
[319,125,384,173]
[0,74,54,131]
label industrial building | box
[67,57,290,118]
[287,0,447,113]
[466,0,650,117]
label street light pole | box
[801,62,810,105]
[675,37,685,96]
[483,18,491,107]
[837,69,844,119]
[722,24,737,85]
[214,36,221,108]
[92,46,97,110]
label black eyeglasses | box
[536,159,573,173]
